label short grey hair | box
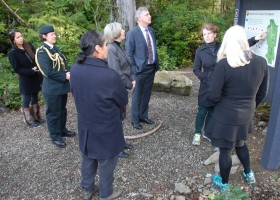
[135,7,148,22]
[104,22,122,43]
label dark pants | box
[131,65,155,123]
[194,105,214,134]
[22,93,39,108]
[81,154,118,198]
[219,143,250,184]
[43,93,68,141]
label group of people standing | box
[8,6,158,200]
[192,23,268,192]
[8,5,269,200]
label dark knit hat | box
[39,25,54,34]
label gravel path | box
[1,70,279,200]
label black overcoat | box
[8,44,42,95]
[193,37,259,107]
[193,42,220,107]
[205,53,268,143]
[70,57,128,159]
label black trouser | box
[22,93,39,108]
[131,65,155,123]
[43,93,68,141]
[219,143,251,184]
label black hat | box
[39,25,54,34]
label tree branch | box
[0,0,30,27]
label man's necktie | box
[145,29,153,64]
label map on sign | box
[244,10,280,67]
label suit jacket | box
[125,25,159,77]
[70,56,128,159]
[107,42,133,89]
[36,43,70,95]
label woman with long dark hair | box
[8,29,43,127]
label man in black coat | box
[35,25,75,148]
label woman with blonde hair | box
[204,25,268,191]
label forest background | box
[0,0,235,109]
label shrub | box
[152,2,234,68]
[0,54,21,109]
[157,45,177,70]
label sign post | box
[235,0,280,170]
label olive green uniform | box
[36,43,70,141]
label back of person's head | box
[217,25,251,67]
[76,30,105,64]
[104,22,122,43]
[135,7,148,22]
[200,23,218,36]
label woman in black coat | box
[192,23,220,146]
[205,25,268,191]
[8,30,43,127]
[192,23,265,146]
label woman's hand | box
[255,32,266,41]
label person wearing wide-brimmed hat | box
[35,24,76,148]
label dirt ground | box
[0,68,279,200]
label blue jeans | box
[81,154,118,198]
[194,105,214,134]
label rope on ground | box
[124,121,163,140]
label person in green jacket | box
[35,25,75,148]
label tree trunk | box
[0,0,30,27]
[111,0,136,30]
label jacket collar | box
[110,43,131,63]
[84,56,108,68]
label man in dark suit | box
[35,25,75,148]
[125,7,160,130]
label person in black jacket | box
[192,23,266,146]
[205,25,268,191]
[8,29,44,127]
[70,30,127,200]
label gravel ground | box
[1,69,280,200]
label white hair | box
[103,22,122,43]
[135,7,148,22]
[217,25,251,68]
